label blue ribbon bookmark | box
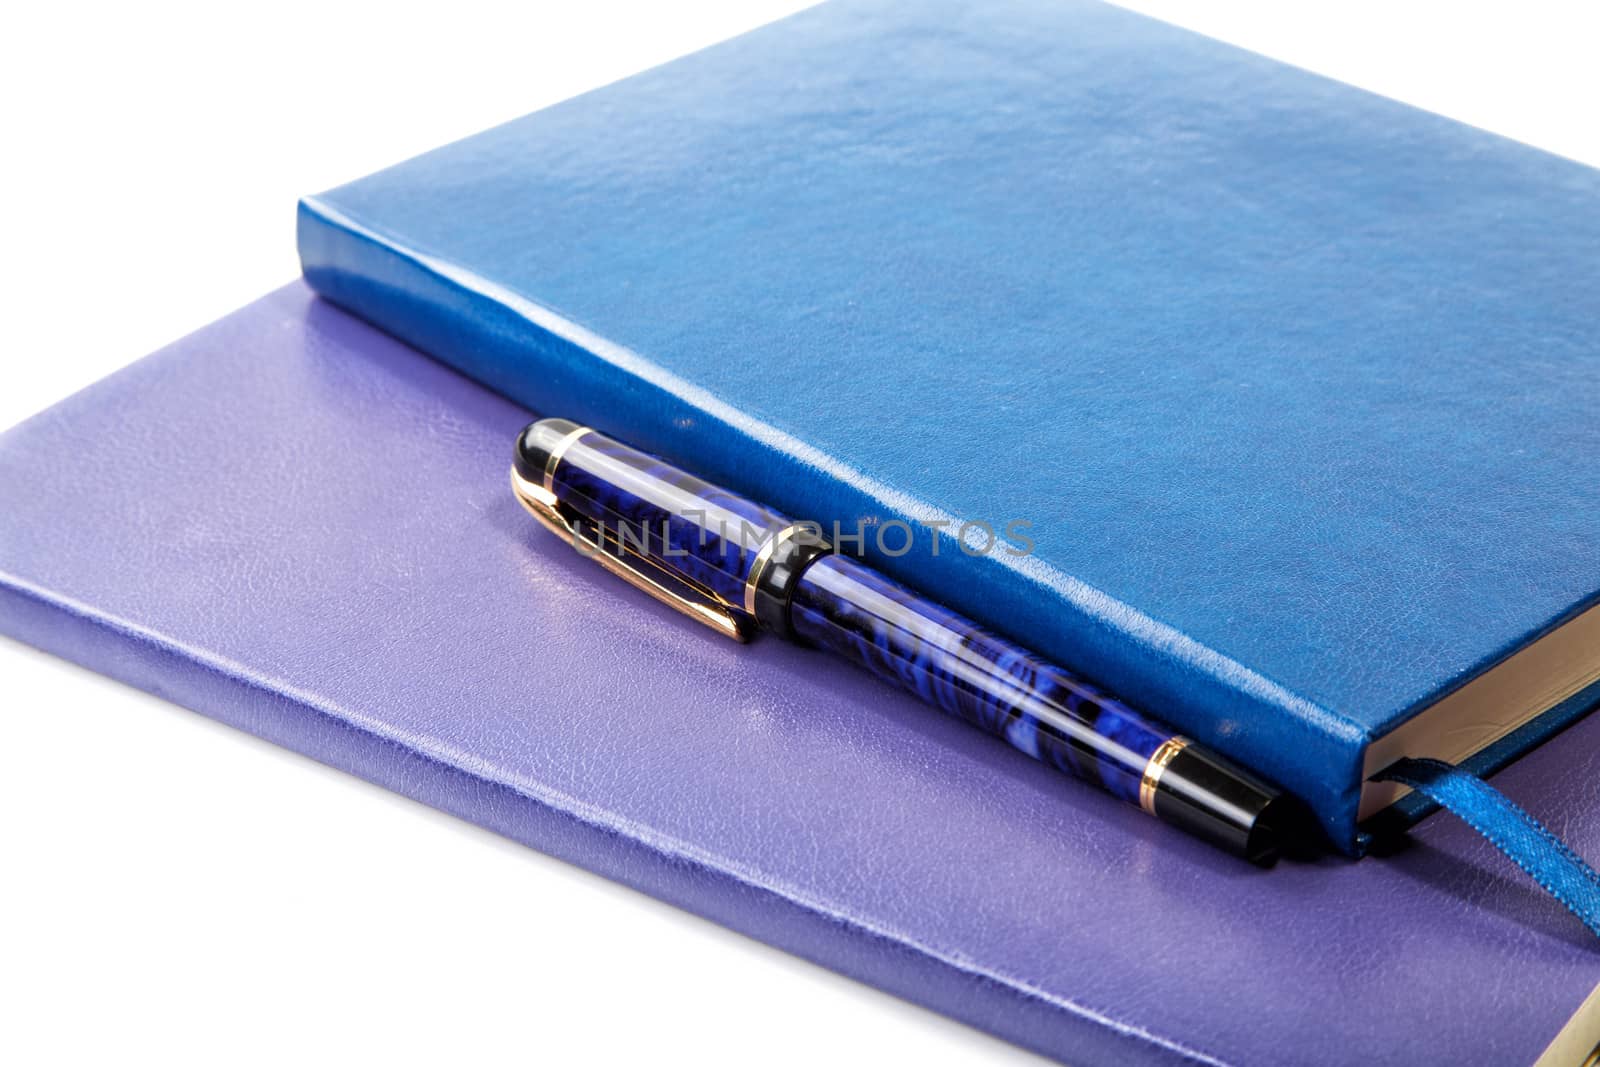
[1375,758,1600,939]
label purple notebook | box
[1,285,1596,1065]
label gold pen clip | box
[510,467,753,642]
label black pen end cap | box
[1154,747,1315,865]
[515,417,582,484]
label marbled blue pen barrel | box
[789,554,1168,805]
[514,419,1293,862]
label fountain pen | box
[512,418,1295,863]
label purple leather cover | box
[2,284,1595,1065]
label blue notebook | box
[297,0,1600,852]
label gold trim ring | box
[542,425,594,492]
[1139,737,1189,816]
[743,523,814,617]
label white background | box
[2,3,1597,1063]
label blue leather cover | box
[298,0,1600,851]
[2,284,1597,1064]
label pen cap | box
[513,417,579,486]
[515,419,800,613]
